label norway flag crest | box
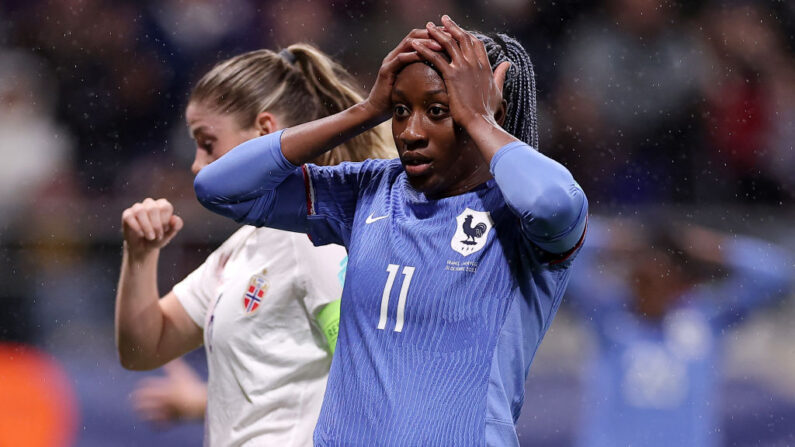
[243,273,269,314]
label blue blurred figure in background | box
[566,217,793,447]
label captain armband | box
[316,299,341,355]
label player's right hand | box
[364,28,443,120]
[121,198,184,255]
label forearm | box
[115,247,168,370]
[281,101,387,165]
[490,141,587,253]
[464,115,519,164]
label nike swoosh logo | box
[365,212,389,224]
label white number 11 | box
[377,264,415,332]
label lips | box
[401,151,433,177]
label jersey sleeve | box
[194,130,310,233]
[302,158,394,246]
[172,247,227,329]
[292,236,348,317]
[490,141,588,256]
[172,228,250,329]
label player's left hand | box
[411,15,511,131]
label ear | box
[494,99,507,126]
[254,112,282,136]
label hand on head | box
[364,29,443,120]
[410,15,511,130]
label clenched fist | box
[121,198,184,256]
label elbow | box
[193,171,233,215]
[491,142,588,252]
[119,357,148,371]
[193,171,216,208]
[117,339,160,371]
[523,182,587,240]
[118,351,153,371]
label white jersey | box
[173,225,346,446]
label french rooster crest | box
[461,215,488,245]
[451,208,493,257]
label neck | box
[428,164,493,199]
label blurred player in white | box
[114,45,393,446]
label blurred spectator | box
[0,49,72,226]
[262,0,336,46]
[553,0,707,204]
[19,168,116,351]
[150,0,255,54]
[697,2,795,202]
[0,49,73,343]
[7,0,175,192]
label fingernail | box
[148,232,155,240]
[426,21,435,28]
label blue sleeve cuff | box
[489,141,530,174]
[538,199,588,253]
[273,129,298,169]
[725,236,793,282]
[257,129,297,190]
[195,129,297,205]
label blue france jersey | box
[304,158,580,446]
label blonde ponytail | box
[285,44,394,165]
[189,45,395,166]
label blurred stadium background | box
[0,0,793,445]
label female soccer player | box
[194,17,588,445]
[115,44,394,445]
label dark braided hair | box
[472,32,539,150]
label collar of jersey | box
[399,174,498,204]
